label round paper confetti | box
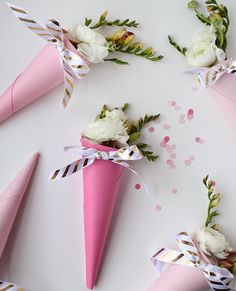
[166,159,176,169]
[135,184,141,190]
[170,153,176,159]
[163,124,170,130]
[195,137,204,144]
[148,127,155,133]
[168,100,176,106]
[174,105,180,111]
[172,188,178,194]
[155,205,162,211]
[184,160,191,166]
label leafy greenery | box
[203,175,221,229]
[96,103,160,162]
[168,35,187,56]
[188,0,230,52]
[107,36,163,63]
[104,58,129,65]
[85,11,139,29]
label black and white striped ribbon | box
[151,232,236,291]
[7,3,90,107]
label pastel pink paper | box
[81,138,124,289]
[0,153,39,258]
[148,264,209,291]
[207,74,236,130]
[0,36,79,123]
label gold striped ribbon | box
[0,280,28,291]
[7,3,90,107]
[50,145,143,180]
[198,59,236,88]
[151,232,235,291]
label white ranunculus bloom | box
[68,24,109,63]
[105,109,127,121]
[186,42,217,67]
[83,118,129,146]
[197,227,231,259]
[193,26,216,44]
[215,47,226,63]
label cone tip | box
[86,276,95,289]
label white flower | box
[197,227,231,259]
[68,24,109,63]
[215,47,226,63]
[186,42,217,67]
[186,26,226,67]
[105,109,127,121]
[83,118,129,146]
[193,26,216,44]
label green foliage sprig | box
[96,103,160,162]
[85,11,139,29]
[168,35,187,56]
[203,175,221,229]
[189,0,230,51]
[108,41,163,62]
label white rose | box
[186,42,217,67]
[105,109,127,121]
[197,227,231,259]
[193,26,216,44]
[68,24,108,63]
[83,118,129,146]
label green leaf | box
[129,132,141,143]
[104,58,129,65]
[121,103,129,112]
[168,35,187,56]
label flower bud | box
[188,0,199,9]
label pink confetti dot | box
[174,105,180,111]
[190,155,195,161]
[155,205,162,211]
[160,142,166,148]
[166,159,176,169]
[187,109,194,121]
[184,160,191,166]
[135,184,141,190]
[172,188,178,194]
[154,118,161,124]
[148,126,155,133]
[163,136,170,144]
[163,124,170,130]
[166,145,173,153]
[195,137,204,144]
[212,181,216,186]
[170,153,176,159]
[168,100,176,106]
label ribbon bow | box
[0,280,28,290]
[151,232,235,291]
[50,144,149,192]
[198,59,236,88]
[8,3,90,107]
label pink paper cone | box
[0,152,39,258]
[81,138,124,289]
[0,36,79,123]
[148,264,209,291]
[207,74,236,130]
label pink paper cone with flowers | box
[50,103,159,289]
[148,175,236,291]
[0,3,163,123]
[169,0,236,130]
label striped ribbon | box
[7,3,90,107]
[198,59,236,88]
[50,144,149,193]
[0,280,28,291]
[151,232,235,291]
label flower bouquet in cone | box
[0,153,39,290]
[169,0,236,130]
[0,3,163,123]
[50,103,159,289]
[148,175,236,291]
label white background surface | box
[0,0,236,290]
